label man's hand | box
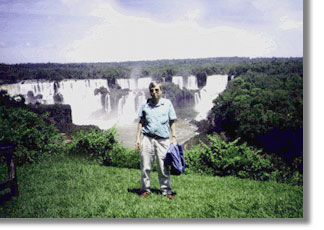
[171,136,177,146]
[136,122,142,150]
[170,120,177,146]
[135,138,141,150]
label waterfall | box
[0,75,227,129]
[129,79,137,90]
[105,94,111,113]
[1,79,111,128]
[116,78,136,90]
[117,95,126,116]
[115,91,139,124]
[195,75,228,121]
[194,92,200,105]
[1,79,147,129]
[0,80,55,104]
[172,76,184,89]
[118,91,138,123]
[172,75,198,90]
[137,77,152,89]
[136,91,146,114]
[57,79,109,126]
[187,75,198,90]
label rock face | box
[28,104,73,132]
[27,104,99,135]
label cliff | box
[27,104,98,135]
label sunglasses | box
[150,88,160,93]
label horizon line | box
[0,56,303,65]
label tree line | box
[0,57,301,85]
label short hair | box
[148,81,162,90]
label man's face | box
[150,86,162,100]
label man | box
[135,81,177,200]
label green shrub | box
[269,155,303,186]
[0,106,63,165]
[70,128,140,169]
[185,134,274,181]
[184,144,209,175]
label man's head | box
[149,81,162,102]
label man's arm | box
[170,120,177,145]
[135,121,142,150]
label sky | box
[0,0,303,64]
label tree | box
[207,59,303,164]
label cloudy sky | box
[0,0,303,64]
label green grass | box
[0,154,303,218]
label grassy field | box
[0,154,303,218]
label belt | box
[143,133,167,140]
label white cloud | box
[252,0,278,12]
[279,16,302,31]
[63,1,275,62]
[60,0,81,6]
[184,9,201,21]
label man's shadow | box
[127,188,162,195]
[127,188,177,196]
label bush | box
[0,100,63,165]
[70,128,140,169]
[185,134,274,181]
[208,60,303,163]
[269,154,303,186]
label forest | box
[208,58,303,166]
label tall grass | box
[0,154,302,218]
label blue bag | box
[165,144,186,175]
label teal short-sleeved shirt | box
[138,98,177,139]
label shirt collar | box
[148,98,166,106]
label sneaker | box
[140,191,150,198]
[167,194,174,200]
